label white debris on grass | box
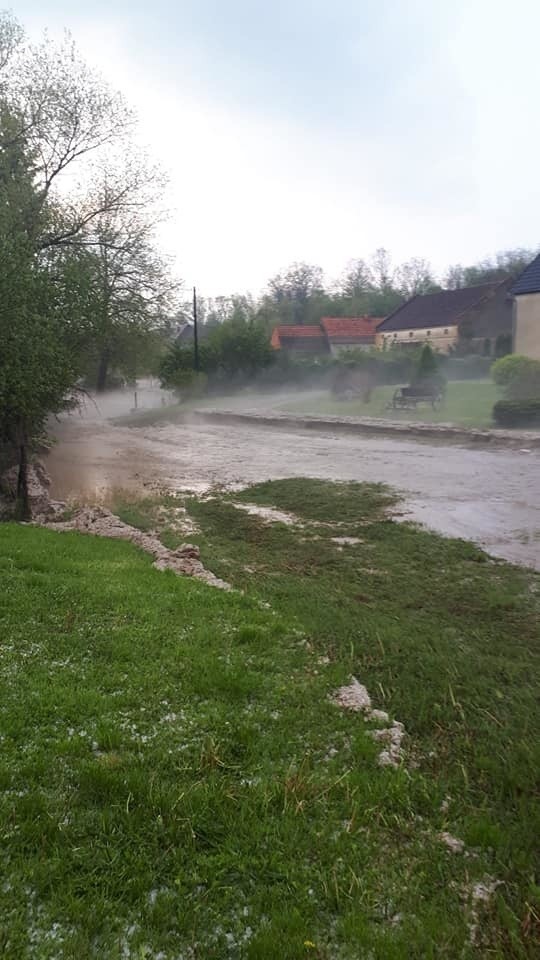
[468,877,502,945]
[155,504,200,536]
[439,831,465,854]
[370,721,406,768]
[331,676,406,768]
[230,501,301,526]
[330,536,363,546]
[38,506,230,590]
[331,677,372,713]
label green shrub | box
[491,354,540,398]
[411,344,447,393]
[492,398,540,427]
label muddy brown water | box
[45,409,540,570]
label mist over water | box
[72,381,176,421]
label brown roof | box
[378,282,507,333]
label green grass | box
[115,380,502,431]
[1,481,539,958]
[280,380,501,428]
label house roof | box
[274,325,324,337]
[271,325,327,349]
[377,282,506,333]
[511,253,540,295]
[320,316,382,339]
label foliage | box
[0,10,176,511]
[444,248,536,289]
[159,317,273,394]
[207,317,274,381]
[491,354,540,399]
[69,193,178,391]
[492,398,540,427]
[331,351,379,401]
[0,103,75,514]
[413,344,438,382]
[265,262,325,325]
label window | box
[393,332,397,338]
[409,331,414,337]
[426,330,431,336]
[444,329,449,335]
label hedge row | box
[492,398,540,427]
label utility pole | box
[193,285,199,372]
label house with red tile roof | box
[271,316,383,355]
[270,325,328,353]
[320,317,382,355]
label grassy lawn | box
[279,380,501,428]
[1,481,539,958]
[115,380,502,431]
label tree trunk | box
[96,351,109,393]
[15,440,30,521]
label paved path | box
[46,415,540,569]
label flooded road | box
[45,408,540,570]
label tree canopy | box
[0,11,177,513]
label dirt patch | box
[38,507,230,590]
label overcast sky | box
[14,0,540,295]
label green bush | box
[492,398,540,427]
[491,354,540,398]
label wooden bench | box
[390,385,442,411]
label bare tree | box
[396,257,438,298]
[370,248,394,291]
[0,12,143,250]
[340,258,373,298]
[71,178,179,390]
[267,262,325,324]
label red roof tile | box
[275,325,325,337]
[320,317,383,339]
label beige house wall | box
[514,294,540,359]
[377,325,458,352]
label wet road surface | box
[45,412,540,569]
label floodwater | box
[45,394,540,570]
